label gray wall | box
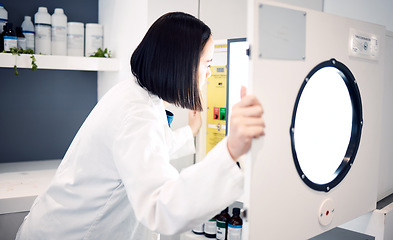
[0,0,98,163]
[0,69,97,163]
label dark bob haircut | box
[131,12,211,111]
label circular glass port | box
[290,59,362,192]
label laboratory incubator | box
[241,1,386,239]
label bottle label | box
[204,219,216,234]
[35,24,51,54]
[86,34,103,56]
[22,30,35,34]
[23,32,34,51]
[52,26,67,42]
[17,37,26,50]
[67,34,84,56]
[216,220,227,239]
[192,223,204,234]
[227,224,242,240]
[4,36,17,51]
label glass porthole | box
[290,59,362,192]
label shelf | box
[0,53,119,71]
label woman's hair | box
[131,12,211,111]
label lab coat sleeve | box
[167,126,195,160]
[112,106,243,235]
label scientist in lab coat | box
[16,12,265,239]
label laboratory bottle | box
[67,22,84,56]
[1,22,17,52]
[192,223,204,235]
[227,208,243,240]
[85,23,103,56]
[0,3,7,31]
[216,207,230,240]
[34,7,51,55]
[51,8,67,55]
[0,23,4,51]
[21,16,35,52]
[204,214,219,238]
[16,27,26,50]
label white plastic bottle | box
[67,22,84,56]
[21,16,35,52]
[0,3,7,32]
[34,7,51,55]
[85,23,103,56]
[51,8,67,55]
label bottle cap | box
[221,207,229,214]
[54,8,64,14]
[16,26,22,34]
[67,22,84,34]
[24,16,31,21]
[86,23,103,28]
[5,22,13,29]
[233,208,241,215]
[38,7,48,13]
[35,7,51,25]
[68,22,84,27]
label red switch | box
[214,107,219,119]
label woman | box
[16,12,265,239]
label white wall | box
[324,0,393,31]
[199,0,248,40]
[272,0,323,11]
[147,0,198,26]
[98,0,148,99]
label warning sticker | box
[349,29,379,61]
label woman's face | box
[198,36,214,89]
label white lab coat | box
[16,79,244,240]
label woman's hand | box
[227,86,265,161]
[188,110,202,137]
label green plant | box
[30,55,37,71]
[3,48,37,75]
[89,48,112,58]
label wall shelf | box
[0,53,119,72]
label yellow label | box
[206,66,227,154]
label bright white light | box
[227,40,249,135]
[294,67,353,185]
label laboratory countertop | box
[0,159,61,214]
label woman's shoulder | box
[100,80,153,105]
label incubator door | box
[246,2,385,239]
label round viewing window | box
[290,59,362,192]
